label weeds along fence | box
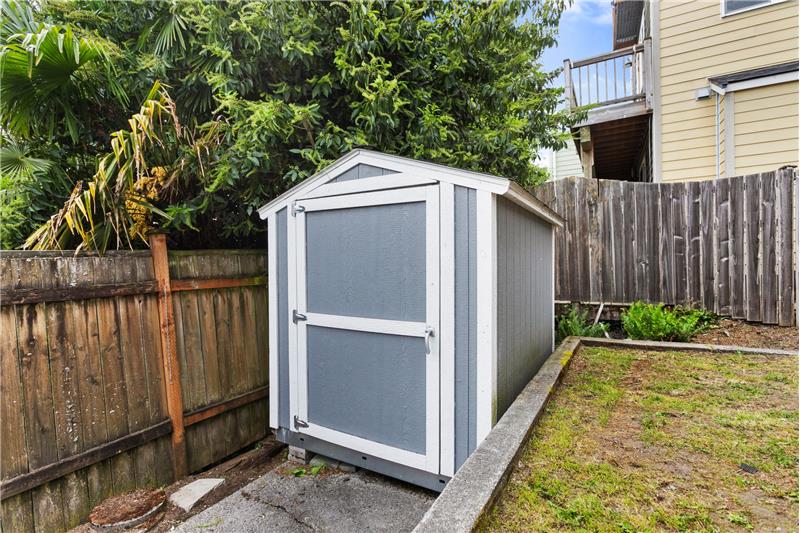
[534,168,796,326]
[1,239,268,532]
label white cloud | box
[562,0,613,25]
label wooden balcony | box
[564,38,653,125]
[564,39,654,181]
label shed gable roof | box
[257,149,563,227]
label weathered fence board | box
[1,260,35,533]
[715,177,731,316]
[534,169,797,325]
[777,169,795,325]
[1,249,268,532]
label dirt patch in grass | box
[691,318,798,351]
[484,347,798,532]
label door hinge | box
[291,202,305,216]
[293,415,309,429]
[292,310,307,323]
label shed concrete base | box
[287,446,310,464]
[172,459,435,532]
[276,428,450,492]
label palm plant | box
[0,139,63,248]
[0,1,128,142]
[0,141,53,180]
[24,82,183,252]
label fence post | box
[149,232,188,479]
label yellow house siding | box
[661,1,795,39]
[733,81,799,175]
[737,103,798,124]
[662,50,798,91]
[658,0,798,181]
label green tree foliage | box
[2,0,581,250]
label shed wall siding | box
[329,163,398,182]
[658,0,798,181]
[453,186,477,471]
[276,208,291,430]
[495,197,554,418]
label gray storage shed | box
[258,150,563,490]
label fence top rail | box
[0,248,266,259]
[535,167,796,190]
[168,249,266,257]
[0,250,153,258]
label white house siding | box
[548,145,584,180]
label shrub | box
[622,302,716,342]
[556,306,609,344]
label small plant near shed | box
[622,302,716,342]
[555,306,609,344]
[290,464,325,478]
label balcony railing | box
[564,38,652,110]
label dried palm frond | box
[24,82,179,252]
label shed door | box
[291,186,440,474]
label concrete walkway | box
[173,461,436,532]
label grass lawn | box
[484,347,798,532]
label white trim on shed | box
[257,149,563,228]
[263,149,561,492]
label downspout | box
[650,1,662,182]
[715,91,720,180]
[709,82,725,181]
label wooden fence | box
[534,168,796,326]
[1,240,268,532]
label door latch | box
[291,202,305,216]
[293,415,309,429]
[424,326,435,355]
[292,310,307,323]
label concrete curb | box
[413,336,797,532]
[578,336,798,356]
[413,337,581,533]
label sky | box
[537,0,614,166]
[541,0,615,87]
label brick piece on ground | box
[170,479,225,512]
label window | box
[722,0,787,16]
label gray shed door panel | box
[305,202,426,321]
[294,185,439,473]
[307,327,426,453]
